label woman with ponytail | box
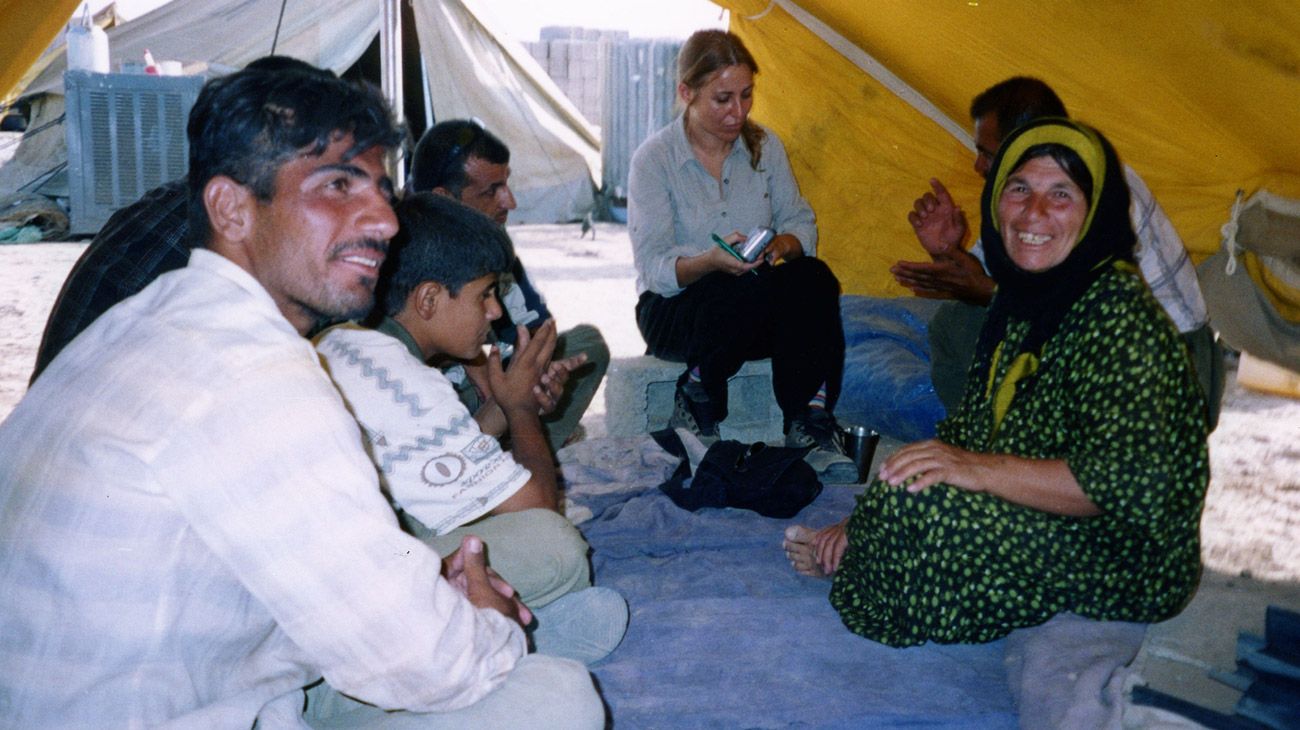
[628,29,852,481]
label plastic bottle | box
[65,3,110,74]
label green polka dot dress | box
[829,268,1209,647]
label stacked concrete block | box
[604,356,784,444]
[549,40,571,80]
[524,27,684,198]
[525,27,629,128]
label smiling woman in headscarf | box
[783,118,1209,725]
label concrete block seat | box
[603,355,783,443]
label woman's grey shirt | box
[628,116,817,297]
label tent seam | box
[753,0,973,151]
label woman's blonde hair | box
[678,29,766,169]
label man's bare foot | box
[784,525,832,578]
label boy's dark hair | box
[242,55,324,75]
[408,120,510,196]
[186,63,403,247]
[377,192,515,316]
[970,76,1068,142]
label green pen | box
[712,233,744,261]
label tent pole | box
[380,0,405,183]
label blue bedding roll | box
[836,295,946,443]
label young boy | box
[315,193,626,665]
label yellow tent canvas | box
[0,0,83,102]
[713,0,1300,295]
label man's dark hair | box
[408,120,510,196]
[377,192,515,316]
[186,63,403,247]
[969,77,1068,142]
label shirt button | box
[721,212,727,217]
[723,178,729,184]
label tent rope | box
[271,0,289,55]
[0,114,65,154]
[1221,189,1244,276]
[746,1,777,21]
[741,0,972,151]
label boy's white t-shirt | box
[314,322,530,536]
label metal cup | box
[841,424,880,483]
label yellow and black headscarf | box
[976,118,1137,431]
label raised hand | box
[907,178,968,256]
[534,352,588,416]
[485,320,557,418]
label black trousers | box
[635,257,844,424]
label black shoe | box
[669,377,719,441]
[784,408,840,449]
[785,409,858,483]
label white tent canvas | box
[411,0,601,223]
[3,0,599,225]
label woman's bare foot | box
[784,525,827,577]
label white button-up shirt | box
[0,250,523,728]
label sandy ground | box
[2,224,1298,718]
[2,225,1297,583]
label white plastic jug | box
[66,4,109,74]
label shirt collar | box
[668,114,748,173]
[375,316,425,361]
[187,249,286,320]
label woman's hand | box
[878,439,989,494]
[811,519,849,575]
[782,519,849,577]
[676,232,761,285]
[713,230,764,276]
[761,233,804,264]
[878,439,1102,517]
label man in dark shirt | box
[31,180,188,382]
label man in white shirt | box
[890,77,1222,428]
[0,63,601,728]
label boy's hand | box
[462,361,506,437]
[535,353,588,415]
[486,320,557,418]
[442,535,532,627]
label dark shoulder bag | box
[651,430,823,519]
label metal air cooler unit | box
[64,70,204,235]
